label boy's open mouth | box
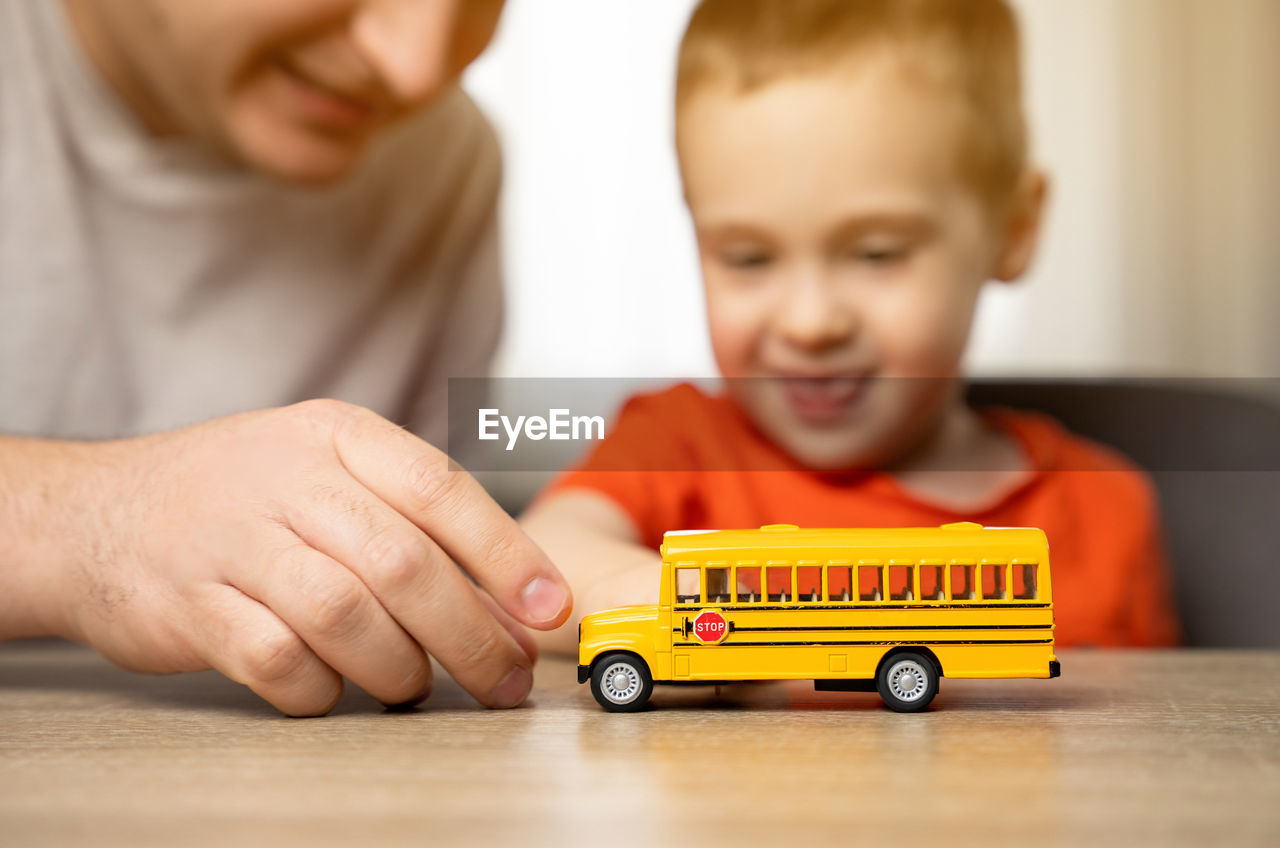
[777,375,870,425]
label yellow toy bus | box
[577,522,1059,712]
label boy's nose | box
[776,270,857,353]
[350,0,460,106]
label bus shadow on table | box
[642,677,1092,713]
[5,641,1095,717]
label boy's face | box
[679,57,1025,470]
[69,0,504,183]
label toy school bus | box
[577,522,1059,712]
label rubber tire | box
[876,651,939,712]
[589,653,654,712]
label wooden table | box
[1,641,1277,847]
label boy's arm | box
[520,488,661,657]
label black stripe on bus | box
[731,623,1052,633]
[670,638,1055,648]
[671,624,1050,633]
[673,602,1049,612]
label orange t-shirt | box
[543,383,1180,647]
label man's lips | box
[275,58,378,131]
[775,375,871,424]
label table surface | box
[1,642,1278,847]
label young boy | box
[521,0,1179,654]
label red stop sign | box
[692,610,729,644]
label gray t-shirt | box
[0,0,503,448]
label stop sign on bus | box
[693,610,729,644]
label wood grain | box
[1,641,1277,847]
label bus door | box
[670,564,739,680]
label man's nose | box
[776,265,857,352]
[351,0,457,105]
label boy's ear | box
[993,169,1049,282]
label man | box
[0,0,571,716]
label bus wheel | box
[876,652,938,712]
[590,653,654,712]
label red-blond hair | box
[676,0,1029,208]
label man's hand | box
[519,489,661,657]
[0,400,572,715]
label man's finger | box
[330,406,572,630]
[193,582,344,717]
[474,585,539,665]
[232,538,434,708]
[285,474,537,708]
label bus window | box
[920,565,944,600]
[766,565,793,602]
[676,568,700,604]
[1013,563,1038,599]
[796,566,822,602]
[982,564,1006,600]
[858,566,883,602]
[827,566,853,602]
[706,566,731,603]
[888,565,914,601]
[950,565,975,600]
[735,565,762,603]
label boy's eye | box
[721,249,773,269]
[850,245,908,265]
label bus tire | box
[876,651,938,712]
[590,653,653,712]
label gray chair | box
[968,379,1280,647]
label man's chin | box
[232,122,370,185]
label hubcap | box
[599,662,641,704]
[888,660,929,702]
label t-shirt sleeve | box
[1117,476,1182,646]
[991,410,1183,647]
[534,392,700,551]
[1057,437,1183,647]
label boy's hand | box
[6,400,571,715]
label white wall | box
[463,0,1278,381]
[1115,0,1280,378]
[463,0,710,380]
